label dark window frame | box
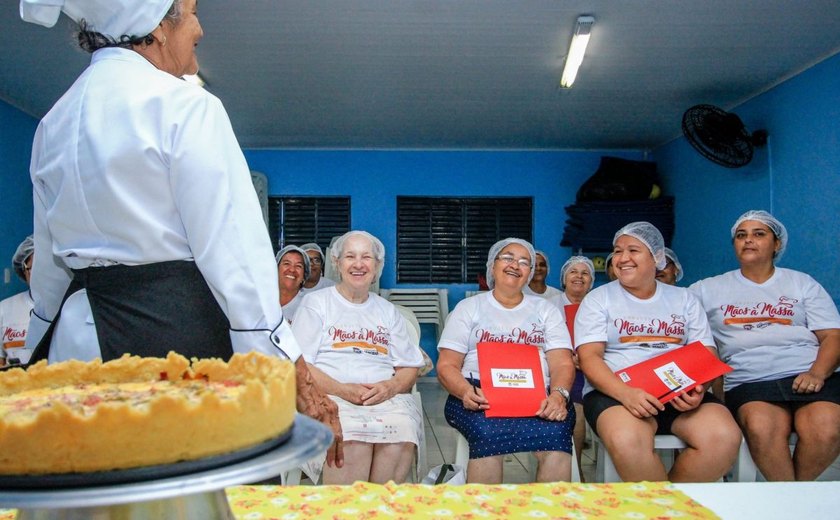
[268,196,351,254]
[397,196,533,284]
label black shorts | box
[725,372,840,416]
[583,390,724,437]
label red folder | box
[564,303,580,344]
[476,342,546,418]
[614,341,732,404]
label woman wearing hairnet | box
[690,210,840,481]
[549,255,595,480]
[300,243,336,292]
[291,231,425,484]
[656,247,684,286]
[437,238,576,483]
[276,245,310,322]
[523,250,562,298]
[0,236,35,366]
[575,222,740,482]
[20,0,341,466]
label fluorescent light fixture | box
[560,15,595,88]
[183,73,206,88]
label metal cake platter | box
[0,414,331,519]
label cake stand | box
[0,414,332,520]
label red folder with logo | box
[564,303,580,344]
[476,342,546,418]
[614,341,732,404]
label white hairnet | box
[730,210,788,261]
[560,255,595,291]
[485,238,536,290]
[662,247,684,282]
[275,245,311,283]
[20,0,174,38]
[329,231,386,282]
[613,221,667,270]
[12,235,34,282]
[534,250,550,275]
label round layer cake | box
[0,351,295,475]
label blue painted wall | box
[244,149,645,307]
[0,100,37,299]
[654,52,840,303]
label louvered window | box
[397,197,532,283]
[268,196,351,253]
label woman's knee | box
[738,403,791,442]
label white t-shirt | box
[0,291,34,365]
[281,291,305,323]
[303,277,336,293]
[689,268,840,390]
[27,48,299,362]
[575,280,715,396]
[291,287,425,384]
[523,285,563,299]
[437,291,572,386]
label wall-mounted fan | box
[681,104,767,168]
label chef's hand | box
[669,385,705,412]
[792,370,826,394]
[618,386,664,419]
[360,380,397,406]
[295,357,344,468]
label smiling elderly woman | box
[690,210,840,481]
[548,255,595,480]
[436,238,576,484]
[291,231,426,484]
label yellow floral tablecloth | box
[0,481,718,519]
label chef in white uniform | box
[20,0,343,467]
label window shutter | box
[268,196,351,253]
[398,197,532,284]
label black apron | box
[28,260,233,364]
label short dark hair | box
[76,1,182,53]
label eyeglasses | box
[308,257,323,266]
[495,254,532,269]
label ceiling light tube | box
[560,15,595,88]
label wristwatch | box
[552,386,570,401]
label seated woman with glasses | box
[575,222,741,482]
[276,245,310,322]
[300,243,336,292]
[436,238,576,484]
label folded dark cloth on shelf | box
[561,197,674,251]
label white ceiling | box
[3,1,840,150]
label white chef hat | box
[20,0,174,39]
[300,243,325,263]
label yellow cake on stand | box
[0,351,295,475]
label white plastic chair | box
[454,431,581,482]
[381,289,449,341]
[594,434,687,482]
[731,433,798,482]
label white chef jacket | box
[0,291,34,364]
[26,47,300,362]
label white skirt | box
[302,392,423,482]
